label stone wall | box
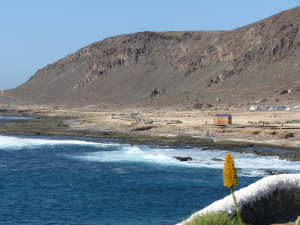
[178,174,300,225]
[241,188,300,225]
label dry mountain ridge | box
[2,6,300,108]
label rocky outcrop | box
[33,8,300,84]
[179,174,300,225]
[173,156,193,161]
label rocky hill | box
[2,6,300,109]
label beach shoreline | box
[1,104,300,161]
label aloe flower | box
[223,153,238,188]
[223,153,244,225]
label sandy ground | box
[2,104,300,149]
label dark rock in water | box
[265,170,291,175]
[173,156,193,161]
[243,150,258,154]
[265,170,275,175]
[211,158,223,161]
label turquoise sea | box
[0,116,300,224]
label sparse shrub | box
[285,120,300,124]
[259,121,271,125]
[193,102,202,109]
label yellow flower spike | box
[223,153,244,225]
[223,153,238,188]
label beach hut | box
[214,114,232,125]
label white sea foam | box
[69,145,300,176]
[0,116,32,120]
[1,134,299,177]
[70,146,179,165]
[0,135,112,150]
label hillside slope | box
[2,6,300,108]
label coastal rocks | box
[211,158,223,161]
[1,112,300,162]
[240,149,300,162]
[264,170,291,175]
[278,153,300,162]
[173,156,193,161]
[130,126,154,132]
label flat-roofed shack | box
[214,114,232,125]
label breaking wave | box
[0,133,299,177]
[69,145,300,177]
[0,135,113,150]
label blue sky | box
[0,0,299,90]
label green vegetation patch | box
[183,211,244,225]
[285,120,300,124]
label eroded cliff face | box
[34,15,300,85]
[3,6,300,107]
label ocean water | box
[0,117,300,224]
